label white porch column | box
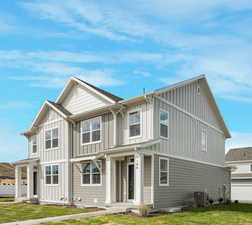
[27,164,33,199]
[15,166,22,199]
[134,152,144,205]
[105,156,113,204]
[111,110,118,147]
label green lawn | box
[42,204,252,225]
[0,203,94,224]
[0,197,14,202]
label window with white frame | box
[45,128,59,149]
[81,161,102,185]
[160,110,169,138]
[159,158,169,186]
[201,128,207,152]
[81,117,101,144]
[129,111,141,137]
[45,165,59,185]
[31,135,37,153]
[250,164,252,172]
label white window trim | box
[201,128,207,152]
[45,164,59,186]
[30,135,38,154]
[128,109,142,139]
[44,128,59,151]
[80,161,102,186]
[159,157,169,186]
[80,116,102,146]
[159,109,169,139]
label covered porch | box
[14,158,39,202]
[105,150,154,206]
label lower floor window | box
[45,165,59,185]
[81,161,101,185]
[159,158,169,186]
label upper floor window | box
[81,117,101,145]
[201,128,207,152]
[31,135,37,153]
[160,110,169,138]
[250,164,252,172]
[129,111,141,137]
[81,161,102,185]
[159,157,169,186]
[45,128,59,149]
[45,165,59,185]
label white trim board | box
[155,95,224,136]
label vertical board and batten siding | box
[61,84,109,114]
[153,155,230,208]
[73,112,114,157]
[72,160,106,206]
[154,82,226,166]
[28,108,70,203]
[117,101,154,146]
[158,80,222,130]
[144,156,152,204]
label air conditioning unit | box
[194,192,207,207]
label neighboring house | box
[226,147,252,202]
[15,75,231,208]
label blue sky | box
[1,0,252,162]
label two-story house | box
[15,75,231,208]
[226,147,252,202]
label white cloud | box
[133,70,152,77]
[226,132,252,153]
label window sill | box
[129,135,142,140]
[81,140,102,146]
[160,136,169,140]
[159,184,169,187]
[80,184,102,187]
[45,147,60,151]
[45,184,59,186]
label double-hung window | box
[81,117,101,144]
[45,165,59,185]
[129,111,141,137]
[160,110,169,138]
[159,158,169,186]
[45,128,59,149]
[201,128,207,152]
[31,135,37,153]
[81,161,101,185]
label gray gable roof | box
[74,77,123,102]
[47,100,72,116]
[226,147,252,162]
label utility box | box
[194,192,207,207]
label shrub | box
[138,204,150,217]
[208,199,214,205]
[234,200,239,204]
[218,198,224,204]
[225,199,231,205]
[185,199,197,209]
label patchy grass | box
[0,203,94,224]
[0,197,14,202]
[42,204,252,225]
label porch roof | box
[14,158,39,166]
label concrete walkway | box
[0,201,16,205]
[2,208,123,225]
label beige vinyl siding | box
[153,155,231,208]
[72,160,106,206]
[62,84,109,114]
[154,96,225,166]
[73,112,114,157]
[117,101,154,146]
[157,80,222,130]
[144,156,152,204]
[28,108,71,203]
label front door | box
[33,171,37,196]
[128,164,134,200]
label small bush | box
[138,204,150,217]
[185,199,197,209]
[208,199,214,205]
[218,198,223,204]
[234,200,239,204]
[225,199,231,205]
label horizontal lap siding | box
[73,113,114,157]
[154,155,230,208]
[154,98,225,166]
[72,160,106,205]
